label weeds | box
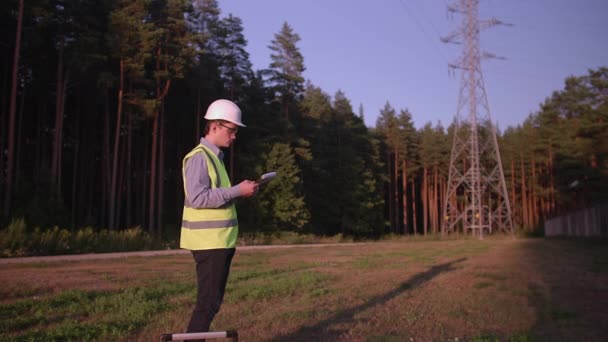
[0,218,161,257]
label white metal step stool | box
[160,330,238,341]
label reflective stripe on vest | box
[180,144,238,250]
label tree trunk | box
[149,48,172,235]
[0,60,8,199]
[520,154,528,230]
[157,105,165,235]
[531,157,538,227]
[15,82,25,186]
[423,167,428,235]
[71,99,80,229]
[549,148,555,215]
[433,165,438,234]
[394,147,399,234]
[126,107,133,227]
[117,135,127,228]
[388,151,394,234]
[402,160,408,234]
[3,0,24,219]
[102,88,111,228]
[510,159,517,226]
[35,102,45,180]
[411,178,417,234]
[52,34,67,196]
[440,173,446,233]
[149,109,159,232]
[141,119,150,227]
[110,59,125,230]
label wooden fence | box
[545,203,608,237]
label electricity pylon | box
[441,0,514,238]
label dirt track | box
[0,243,360,264]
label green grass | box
[477,272,507,281]
[226,270,331,302]
[366,335,407,342]
[1,238,606,341]
[473,281,494,289]
[0,283,192,341]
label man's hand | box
[238,180,259,197]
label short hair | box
[203,120,213,136]
[204,120,230,136]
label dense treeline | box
[1,0,606,240]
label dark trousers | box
[187,248,235,338]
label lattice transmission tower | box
[441,0,514,238]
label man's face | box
[214,121,239,148]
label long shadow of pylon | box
[272,257,467,342]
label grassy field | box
[1,237,607,341]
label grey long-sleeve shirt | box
[183,138,242,209]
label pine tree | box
[376,102,400,233]
[397,109,418,234]
[266,21,305,120]
[147,0,197,234]
[332,91,384,237]
[3,0,23,220]
[107,0,155,230]
[214,14,253,101]
[246,142,309,233]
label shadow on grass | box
[521,238,608,342]
[271,257,467,341]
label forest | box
[1,0,607,242]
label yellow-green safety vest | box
[180,144,238,250]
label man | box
[181,99,258,337]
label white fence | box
[545,203,608,237]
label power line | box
[398,0,450,65]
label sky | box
[218,0,608,130]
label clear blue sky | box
[219,0,608,130]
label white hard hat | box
[204,99,246,127]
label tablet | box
[258,172,277,184]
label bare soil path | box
[0,243,359,264]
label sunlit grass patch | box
[476,272,507,281]
[230,260,319,283]
[366,334,408,342]
[281,309,313,321]
[229,267,289,283]
[459,332,533,342]
[231,253,269,267]
[352,254,385,269]
[439,243,491,258]
[225,270,331,303]
[473,281,494,289]
[0,283,52,303]
[467,333,501,342]
[0,283,192,341]
[309,286,335,298]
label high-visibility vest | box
[180,144,238,250]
